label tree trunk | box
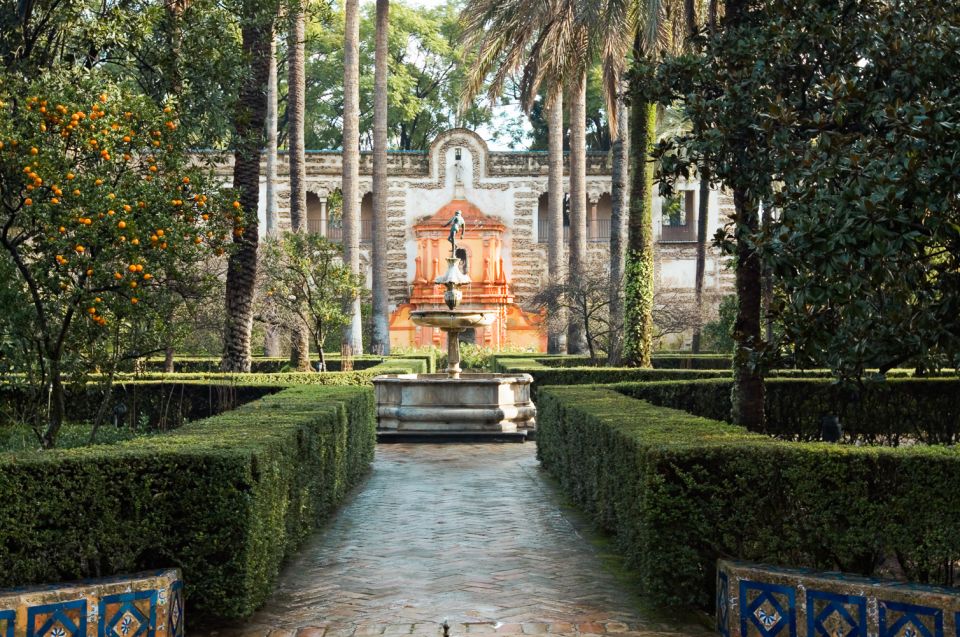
[266,35,279,237]
[287,0,311,370]
[623,92,656,367]
[263,34,281,358]
[222,0,273,373]
[692,167,710,353]
[341,0,363,358]
[566,71,588,354]
[41,357,66,449]
[546,92,567,354]
[761,201,773,344]
[371,0,391,355]
[164,344,175,372]
[607,90,629,365]
[731,187,765,430]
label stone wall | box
[207,128,736,347]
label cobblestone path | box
[203,444,708,637]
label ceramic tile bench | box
[0,568,182,637]
[717,560,960,637]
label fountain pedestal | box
[373,254,537,442]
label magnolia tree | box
[0,71,238,448]
[258,233,362,371]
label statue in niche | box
[452,147,466,197]
[453,158,464,185]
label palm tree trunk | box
[222,0,274,373]
[566,71,588,354]
[263,34,281,358]
[731,187,765,430]
[546,92,567,354]
[287,0,311,370]
[691,167,710,353]
[371,0,391,355]
[607,90,629,364]
[341,0,363,359]
[623,91,656,368]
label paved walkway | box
[202,444,708,637]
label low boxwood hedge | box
[615,377,960,444]
[494,358,730,397]
[0,359,427,430]
[536,385,960,610]
[0,384,376,619]
[143,352,437,374]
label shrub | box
[536,385,960,609]
[0,384,376,619]
[494,358,729,398]
[615,377,960,444]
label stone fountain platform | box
[373,372,536,443]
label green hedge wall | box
[143,353,437,374]
[536,385,960,609]
[0,358,426,429]
[614,378,960,444]
[493,358,730,398]
[0,384,376,619]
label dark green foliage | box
[0,384,376,620]
[0,382,280,436]
[492,354,732,372]
[494,358,729,398]
[142,356,389,374]
[536,385,960,610]
[701,296,736,354]
[615,378,960,444]
[643,0,960,379]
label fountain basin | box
[373,373,536,442]
[410,309,496,330]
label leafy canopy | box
[642,0,960,379]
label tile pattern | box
[806,591,865,637]
[739,582,794,637]
[0,569,180,637]
[717,561,960,637]
[200,444,709,637]
[879,602,943,637]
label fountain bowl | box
[410,309,496,330]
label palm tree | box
[546,95,567,354]
[341,0,363,361]
[607,88,628,364]
[288,0,311,370]
[222,0,277,372]
[462,0,590,353]
[566,70,588,353]
[371,0,391,355]
[263,33,282,357]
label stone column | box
[319,198,328,237]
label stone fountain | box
[373,211,536,442]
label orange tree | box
[0,71,238,448]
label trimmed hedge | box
[143,356,382,373]
[536,385,960,609]
[143,353,437,374]
[615,377,960,444]
[0,359,426,430]
[494,358,730,397]
[0,384,376,619]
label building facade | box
[212,128,734,350]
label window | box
[661,190,697,241]
[455,147,462,161]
